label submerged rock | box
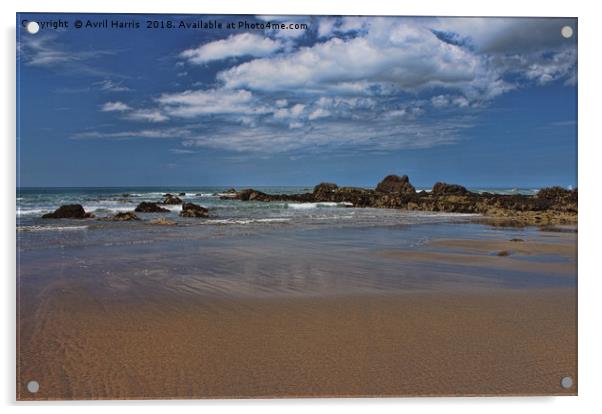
[375,175,416,194]
[150,217,177,225]
[101,212,140,221]
[432,182,469,195]
[179,202,209,218]
[161,193,183,205]
[42,204,94,219]
[134,202,170,213]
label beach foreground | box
[17,186,578,399]
[18,287,575,399]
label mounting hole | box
[27,380,39,393]
[26,21,40,34]
[561,376,573,389]
[561,26,574,39]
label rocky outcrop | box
[236,189,272,202]
[178,192,186,196]
[42,204,95,219]
[432,182,469,195]
[179,202,209,218]
[135,202,170,213]
[313,182,338,199]
[375,175,416,194]
[161,194,183,205]
[101,212,140,221]
[537,187,578,204]
[221,174,577,226]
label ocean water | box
[16,186,491,233]
[16,186,539,231]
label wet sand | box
[17,286,576,399]
[381,237,577,276]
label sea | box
[16,186,540,232]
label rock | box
[509,238,524,242]
[432,182,469,195]
[101,212,140,221]
[497,250,510,257]
[179,202,209,218]
[134,202,170,213]
[313,183,338,199]
[42,204,94,219]
[237,189,269,201]
[375,175,415,194]
[150,217,177,225]
[161,193,183,204]
[217,188,238,199]
[178,192,186,196]
[537,187,577,203]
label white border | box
[3,1,601,412]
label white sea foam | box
[17,225,88,232]
[287,202,352,210]
[17,208,48,216]
[204,218,291,225]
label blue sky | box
[17,14,577,188]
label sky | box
[16,14,577,188]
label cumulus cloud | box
[180,33,284,64]
[217,19,498,102]
[100,101,131,112]
[89,16,576,156]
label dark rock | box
[237,189,269,201]
[161,194,183,204]
[135,202,170,213]
[497,250,510,256]
[375,175,415,194]
[42,204,94,219]
[537,187,577,203]
[313,183,339,200]
[179,202,209,218]
[509,238,524,242]
[101,212,140,221]
[432,182,469,195]
[178,192,186,196]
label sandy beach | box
[17,230,577,400]
[18,287,576,399]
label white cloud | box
[308,108,331,120]
[157,88,270,118]
[125,109,168,122]
[100,101,131,112]
[217,20,491,99]
[73,127,191,140]
[180,33,284,64]
[95,79,131,92]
